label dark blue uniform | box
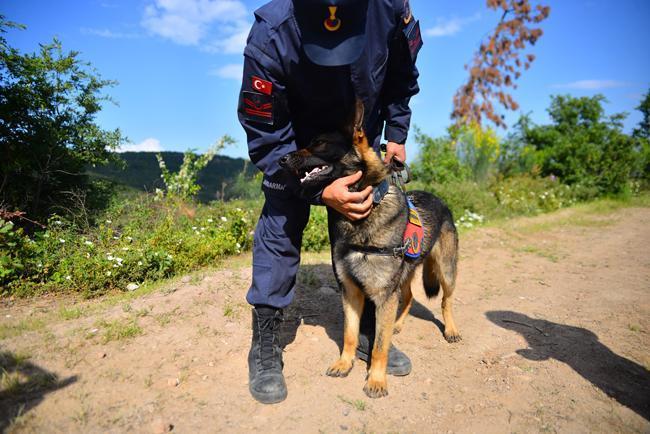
[238,0,422,308]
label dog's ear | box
[353,99,365,132]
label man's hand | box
[322,171,373,221]
[383,141,406,165]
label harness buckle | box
[392,238,412,258]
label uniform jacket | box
[237,0,422,201]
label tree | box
[520,95,637,195]
[633,90,649,140]
[452,0,550,128]
[0,16,124,223]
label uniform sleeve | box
[381,1,422,145]
[237,23,324,204]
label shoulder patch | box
[403,19,422,61]
[241,91,274,125]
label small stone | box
[151,419,174,433]
[208,361,215,367]
[167,378,179,387]
[202,375,209,381]
[342,408,350,416]
[340,425,348,431]
[98,352,107,359]
[126,283,139,291]
[181,276,191,283]
[319,285,337,295]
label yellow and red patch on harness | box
[404,197,424,259]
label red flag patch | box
[252,76,273,95]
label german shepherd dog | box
[279,101,460,398]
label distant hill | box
[88,152,258,202]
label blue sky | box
[4,0,649,162]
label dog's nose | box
[279,154,290,167]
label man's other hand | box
[383,141,406,164]
[322,171,373,221]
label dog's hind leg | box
[435,222,461,343]
[364,290,399,398]
[326,276,365,378]
[393,276,413,334]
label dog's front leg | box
[364,290,399,398]
[326,277,365,377]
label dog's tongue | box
[300,166,327,183]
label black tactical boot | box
[356,300,412,376]
[248,306,287,404]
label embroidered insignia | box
[403,0,412,24]
[324,6,341,32]
[404,197,424,259]
[252,76,272,95]
[403,19,423,61]
[241,91,274,125]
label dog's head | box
[279,100,387,190]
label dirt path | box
[1,204,649,433]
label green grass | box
[95,317,143,343]
[516,245,561,263]
[59,306,84,320]
[338,395,367,411]
[0,318,46,340]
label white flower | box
[113,236,120,240]
[121,247,129,251]
[106,271,112,276]
[220,216,228,222]
[59,238,66,243]
[54,220,62,225]
[115,257,123,263]
[200,227,205,231]
[167,254,173,259]
[207,218,213,223]
[126,236,133,242]
[113,264,118,268]
[236,243,241,249]
[105,219,112,224]
[236,208,242,212]
[65,275,71,280]
[86,253,90,258]
[192,226,197,230]
[84,240,93,246]
[107,254,114,261]
[137,261,143,266]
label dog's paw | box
[363,378,389,398]
[326,359,353,377]
[444,331,462,343]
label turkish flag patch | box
[251,76,273,95]
[240,91,274,125]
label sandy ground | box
[1,204,649,433]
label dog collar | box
[372,179,389,204]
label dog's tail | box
[422,254,441,298]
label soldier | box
[237,0,422,404]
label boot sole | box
[249,385,288,404]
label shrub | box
[492,174,576,215]
[302,206,330,252]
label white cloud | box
[118,138,163,153]
[141,0,250,53]
[81,28,140,39]
[550,80,630,90]
[425,13,480,37]
[210,63,243,80]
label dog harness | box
[348,160,425,259]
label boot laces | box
[258,313,282,370]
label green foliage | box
[0,19,125,221]
[302,206,330,252]
[2,194,257,297]
[411,128,469,185]
[454,123,501,183]
[492,175,576,215]
[226,161,264,200]
[156,136,234,200]
[522,95,637,195]
[633,90,649,140]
